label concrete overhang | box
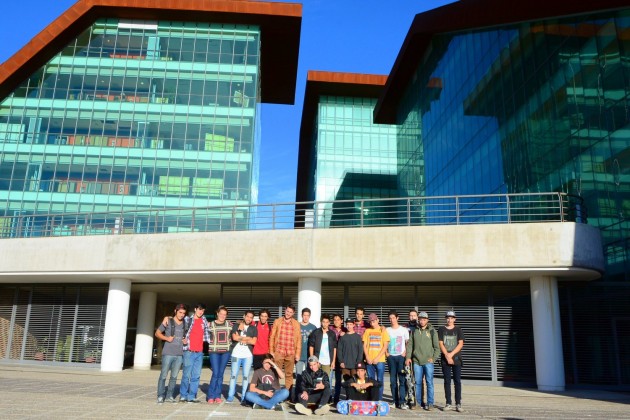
[0,222,604,285]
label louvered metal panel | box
[493,286,535,382]
[0,285,107,364]
[0,286,17,359]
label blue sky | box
[0,0,454,204]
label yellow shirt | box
[362,327,390,363]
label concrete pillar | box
[530,275,565,391]
[101,278,131,372]
[133,291,157,370]
[298,277,321,327]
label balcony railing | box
[0,192,586,239]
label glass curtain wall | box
[312,96,398,227]
[0,19,260,236]
[396,9,630,384]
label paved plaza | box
[0,364,628,419]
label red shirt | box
[253,321,271,355]
[188,318,204,352]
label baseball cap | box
[307,355,319,363]
[345,318,355,324]
[356,362,366,370]
[368,313,378,322]
[445,310,456,318]
[418,311,429,319]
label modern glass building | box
[0,0,300,236]
[0,0,301,365]
[296,71,398,227]
[375,0,630,386]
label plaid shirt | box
[183,316,211,352]
[276,317,296,356]
[354,319,369,338]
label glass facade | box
[0,19,260,236]
[396,9,630,384]
[309,95,398,227]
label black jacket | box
[307,328,337,361]
[300,367,331,393]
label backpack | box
[167,316,191,337]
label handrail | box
[0,192,586,239]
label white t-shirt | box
[232,327,253,358]
[386,326,409,356]
[319,333,331,365]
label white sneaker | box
[295,403,313,416]
[444,404,453,411]
[314,404,330,415]
[456,404,464,412]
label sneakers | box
[165,397,177,403]
[157,397,164,404]
[206,399,214,404]
[314,404,330,415]
[252,403,262,410]
[400,404,409,410]
[408,404,416,410]
[456,404,464,412]
[225,397,234,403]
[295,403,313,416]
[426,404,434,411]
[274,404,284,412]
[443,404,453,411]
[214,398,222,404]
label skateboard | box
[336,400,390,416]
[404,365,416,407]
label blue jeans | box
[386,355,406,406]
[157,354,183,399]
[413,362,435,406]
[366,362,385,400]
[228,356,253,401]
[180,351,204,401]
[207,351,231,400]
[441,362,462,405]
[244,388,289,409]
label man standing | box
[354,307,369,338]
[438,310,465,412]
[179,303,210,403]
[308,314,337,375]
[296,308,316,401]
[407,310,419,335]
[405,311,440,411]
[330,314,346,403]
[386,311,409,409]
[337,318,364,380]
[295,356,331,416]
[227,310,258,403]
[244,353,289,411]
[362,313,389,401]
[269,304,301,394]
[253,309,271,370]
[154,303,188,403]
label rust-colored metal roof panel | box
[296,71,389,202]
[374,0,630,123]
[0,0,302,104]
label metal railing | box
[0,192,586,239]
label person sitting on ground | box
[244,353,289,411]
[343,362,380,402]
[295,355,331,416]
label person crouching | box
[343,362,380,401]
[295,356,331,415]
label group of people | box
[154,303,465,414]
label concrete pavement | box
[0,364,628,419]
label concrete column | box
[101,278,131,372]
[298,277,321,327]
[133,291,157,370]
[530,275,565,391]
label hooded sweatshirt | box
[405,322,440,365]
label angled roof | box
[0,0,302,104]
[374,0,630,123]
[296,71,388,202]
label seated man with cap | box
[295,355,331,416]
[343,362,380,401]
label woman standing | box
[206,305,233,404]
